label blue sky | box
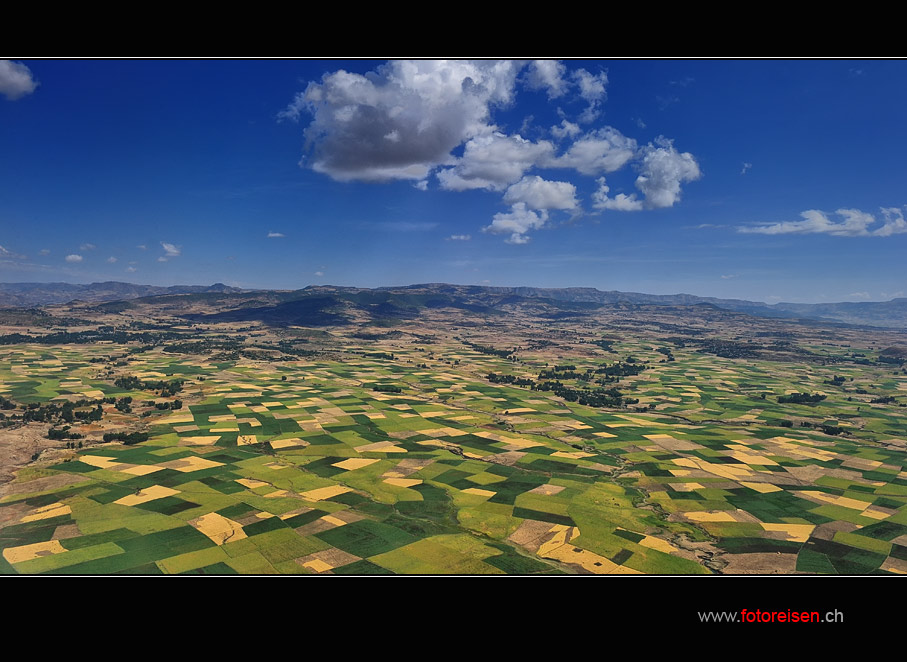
[1,58,905,303]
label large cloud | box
[0,60,37,101]
[283,60,702,243]
[436,133,555,191]
[284,60,525,182]
[739,207,907,236]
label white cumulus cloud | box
[633,138,702,209]
[0,60,38,101]
[875,207,907,237]
[437,132,555,192]
[550,119,581,140]
[161,242,181,257]
[526,60,569,99]
[285,59,525,182]
[65,254,82,263]
[592,178,644,211]
[281,60,702,243]
[267,231,285,238]
[739,207,907,236]
[573,68,608,123]
[549,127,637,176]
[482,202,549,244]
[503,176,578,211]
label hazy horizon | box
[2,277,906,307]
[2,59,905,305]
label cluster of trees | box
[367,352,396,360]
[462,341,514,359]
[48,426,83,440]
[154,399,183,410]
[656,347,675,362]
[534,381,626,408]
[594,361,647,378]
[778,392,827,404]
[163,339,244,355]
[115,376,184,397]
[798,421,846,435]
[0,329,184,346]
[870,396,897,404]
[102,431,149,445]
[487,373,536,387]
[538,369,585,380]
[18,400,102,424]
[372,384,402,393]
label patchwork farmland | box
[1,286,906,574]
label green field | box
[2,309,906,575]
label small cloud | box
[847,292,871,299]
[656,94,680,110]
[550,119,581,140]
[0,245,26,260]
[125,266,137,273]
[688,223,727,230]
[881,291,904,300]
[106,256,118,263]
[741,162,752,175]
[482,202,548,244]
[314,271,324,277]
[720,274,739,280]
[79,242,96,251]
[446,234,471,241]
[267,231,285,238]
[160,241,181,257]
[765,295,782,301]
[136,244,147,250]
[38,248,50,255]
[157,256,169,262]
[65,254,83,263]
[526,60,569,99]
[378,221,438,232]
[0,60,38,101]
[670,76,695,87]
[634,117,647,129]
[413,180,429,191]
[848,67,864,77]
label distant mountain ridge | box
[2,280,905,329]
[0,281,244,307]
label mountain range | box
[1,281,906,329]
